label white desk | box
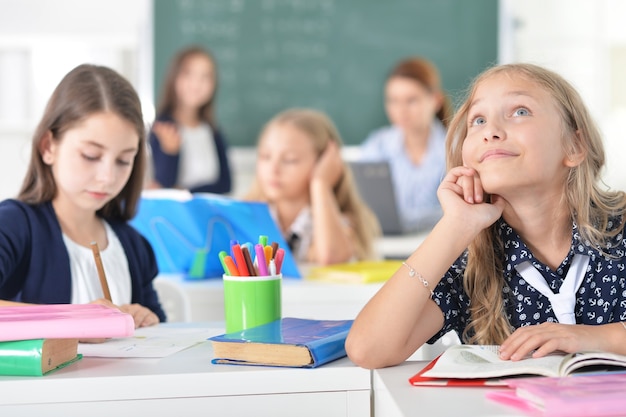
[373,361,525,417]
[154,273,458,361]
[0,325,370,417]
[159,274,384,322]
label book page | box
[422,345,566,379]
[561,351,626,375]
[78,325,220,358]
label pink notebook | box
[486,373,626,417]
[0,304,134,341]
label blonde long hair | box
[446,63,626,344]
[246,108,381,260]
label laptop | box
[349,161,406,235]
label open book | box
[420,344,626,379]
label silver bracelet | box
[402,262,434,298]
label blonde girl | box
[347,63,626,369]
[246,108,380,264]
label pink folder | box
[0,304,134,341]
[486,373,626,417]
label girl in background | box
[347,63,626,369]
[0,64,165,327]
[149,46,232,194]
[360,57,452,232]
[246,108,380,265]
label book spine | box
[0,339,45,376]
[307,330,350,368]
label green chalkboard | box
[153,0,498,146]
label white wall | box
[0,0,625,200]
[0,0,152,199]
[502,0,626,190]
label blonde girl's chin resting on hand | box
[347,63,626,370]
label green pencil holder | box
[223,274,282,333]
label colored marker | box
[258,235,268,247]
[264,245,273,267]
[269,258,277,276]
[241,246,257,276]
[255,243,269,276]
[270,242,279,259]
[223,255,239,276]
[229,239,239,259]
[274,248,285,275]
[243,242,254,258]
[232,244,249,276]
[218,250,229,274]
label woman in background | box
[360,57,451,232]
[149,46,232,194]
[246,108,380,265]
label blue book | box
[209,318,353,368]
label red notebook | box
[0,304,134,341]
[409,354,507,387]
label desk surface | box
[373,361,525,417]
[0,324,370,417]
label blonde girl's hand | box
[312,141,344,189]
[152,121,182,155]
[120,303,160,328]
[437,166,505,232]
[499,322,606,361]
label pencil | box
[90,241,112,302]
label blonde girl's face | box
[175,54,215,110]
[42,111,139,215]
[461,73,576,198]
[256,123,318,203]
[385,76,439,133]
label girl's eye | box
[513,108,530,117]
[470,116,486,127]
[116,159,132,167]
[82,153,99,162]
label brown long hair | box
[18,64,146,221]
[446,63,626,344]
[246,108,381,260]
[388,57,452,128]
[156,45,218,128]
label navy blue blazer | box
[149,114,232,194]
[0,199,166,322]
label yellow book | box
[307,260,402,284]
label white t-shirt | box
[177,123,219,189]
[64,221,132,305]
